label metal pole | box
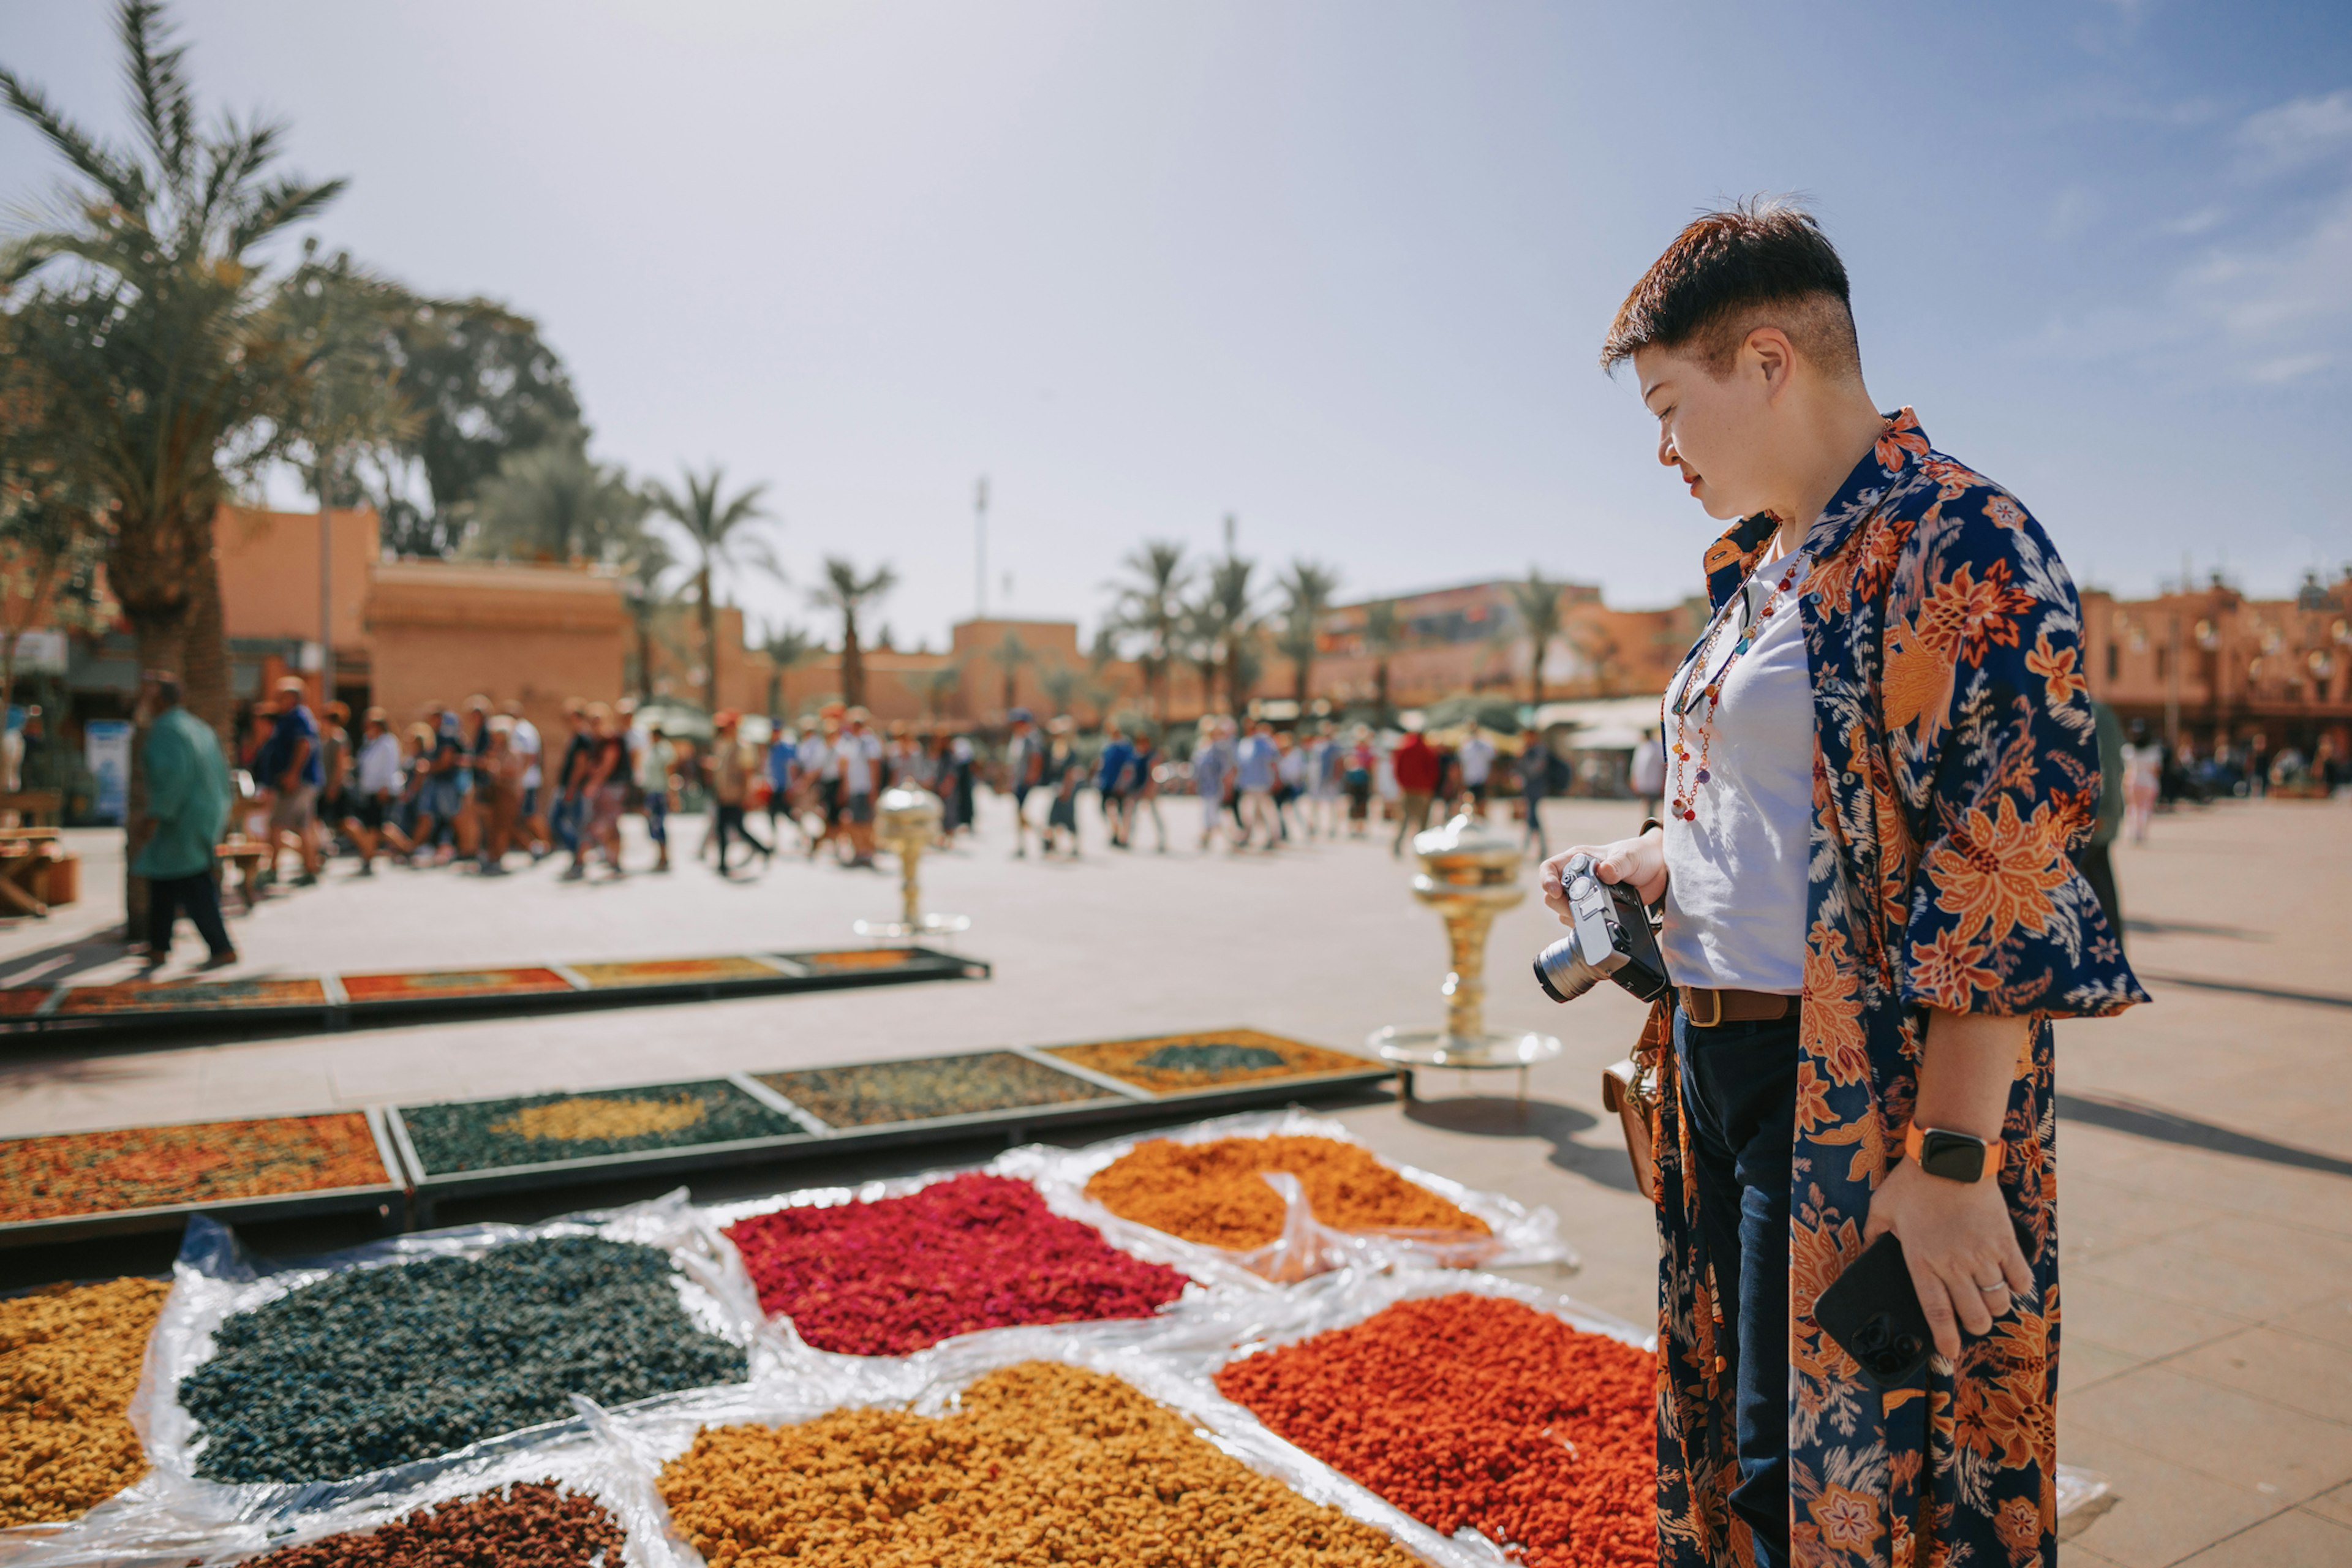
[974,477,989,620]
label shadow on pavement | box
[2057,1091,2352,1178]
[2135,971,2352,1010]
[1403,1095,1641,1193]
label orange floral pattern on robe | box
[1646,409,2146,1568]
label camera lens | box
[1532,936,1601,1004]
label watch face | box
[1920,1129,1987,1184]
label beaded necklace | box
[1664,545,1803,823]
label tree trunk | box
[181,527,236,753]
[840,614,865,709]
[1292,648,1311,707]
[1375,659,1390,725]
[699,568,718,715]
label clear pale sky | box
[4,2,2347,648]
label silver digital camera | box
[1532,853,1673,1005]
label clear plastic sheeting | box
[4,1192,777,1567]
[998,1107,1577,1285]
[18,1440,658,1568]
[2055,1464,2111,1519]
[580,1332,1516,1568]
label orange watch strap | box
[1904,1122,2000,1183]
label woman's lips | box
[1685,475,1702,496]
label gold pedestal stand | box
[853,784,971,941]
[1369,813,1561,1102]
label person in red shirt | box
[1389,727,1441,858]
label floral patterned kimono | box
[1644,410,2147,1568]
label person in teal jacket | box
[134,670,237,970]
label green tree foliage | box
[1198,554,1260,714]
[808,557,895,711]
[1106,540,1189,722]
[1,0,348,752]
[614,529,677,703]
[757,620,821,720]
[644,464,775,717]
[1507,569,1568,707]
[988,628,1031,718]
[1275,558,1341,707]
[374,298,582,557]
[468,435,644,565]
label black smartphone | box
[1814,1233,1935,1390]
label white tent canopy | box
[1531,695,1664,749]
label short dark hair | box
[143,669,182,707]
[1600,198,1860,379]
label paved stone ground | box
[2,792,2347,1566]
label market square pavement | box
[2,791,2347,1568]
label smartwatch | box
[1904,1123,1998,1185]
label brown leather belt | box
[1676,985,1794,1028]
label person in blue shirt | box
[1095,723,1136,849]
[766,722,796,848]
[257,677,325,886]
[1234,719,1281,851]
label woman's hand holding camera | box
[1540,826,1667,922]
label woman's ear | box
[1744,325,1796,396]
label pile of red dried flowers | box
[724,1172,1188,1355]
[1215,1293,1655,1568]
[236,1480,624,1566]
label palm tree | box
[645,464,774,715]
[2,0,347,750]
[1106,540,1189,722]
[809,556,897,710]
[1361,599,1403,723]
[0,337,107,734]
[1275,559,1341,709]
[1508,569,1567,708]
[1177,598,1224,717]
[756,620,820,721]
[1203,554,1259,714]
[919,659,966,722]
[989,628,1031,718]
[1038,660,1081,719]
[470,435,643,564]
[615,528,677,703]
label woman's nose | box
[1657,432,1678,469]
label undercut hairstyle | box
[1600,198,1862,381]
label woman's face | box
[1632,342,1778,522]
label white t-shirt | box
[510,717,542,791]
[840,731,881,796]
[1458,733,1495,786]
[1659,554,1815,995]
[355,731,404,796]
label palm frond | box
[118,0,195,186]
[0,68,141,213]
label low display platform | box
[386,1028,1396,1221]
[0,944,988,1040]
[0,1107,410,1248]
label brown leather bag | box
[1600,1055,1658,1202]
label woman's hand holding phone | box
[1540,826,1667,924]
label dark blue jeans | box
[1674,1005,1801,1568]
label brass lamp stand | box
[1368,813,1561,1102]
[853,784,971,940]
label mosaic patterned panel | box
[398,1080,804,1175]
[340,967,573,1004]
[757,1051,1117,1129]
[568,956,781,989]
[0,1114,390,1225]
[1041,1030,1380,1096]
[794,948,924,974]
[53,978,329,1017]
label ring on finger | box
[1975,1281,2007,1294]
